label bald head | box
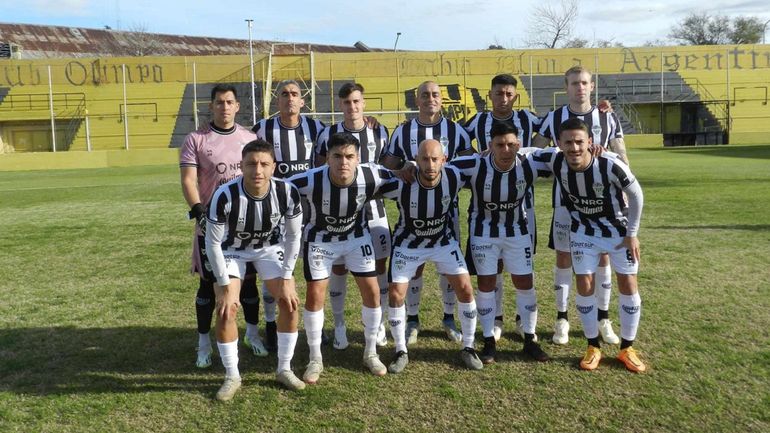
[417,81,442,120]
[416,139,446,186]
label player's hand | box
[394,161,416,183]
[216,285,240,321]
[617,236,640,263]
[190,203,207,232]
[364,116,381,129]
[597,99,614,113]
[589,145,606,157]
[277,277,299,313]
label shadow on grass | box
[645,145,770,160]
[0,326,282,396]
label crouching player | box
[533,118,646,372]
[206,139,305,401]
[381,139,483,373]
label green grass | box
[0,145,768,433]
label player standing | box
[381,81,474,345]
[179,84,266,370]
[288,132,396,383]
[205,139,304,400]
[381,139,483,373]
[452,122,550,363]
[315,83,391,350]
[253,80,325,351]
[535,66,627,345]
[533,118,645,372]
[464,73,543,341]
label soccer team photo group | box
[183,67,647,401]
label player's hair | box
[417,80,439,95]
[559,117,590,136]
[339,82,365,98]
[211,84,238,101]
[327,132,360,152]
[489,121,520,139]
[276,79,302,96]
[564,65,592,84]
[241,139,276,161]
[491,74,518,88]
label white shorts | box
[333,214,391,265]
[304,236,377,281]
[220,244,285,283]
[469,234,533,276]
[551,205,571,252]
[389,242,468,284]
[570,232,638,275]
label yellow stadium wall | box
[1,44,769,156]
[0,148,178,171]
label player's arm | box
[608,137,630,166]
[617,179,643,263]
[180,166,206,230]
[381,154,405,170]
[277,197,303,312]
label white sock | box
[329,273,347,327]
[440,275,456,315]
[217,339,240,379]
[303,309,324,362]
[494,274,505,317]
[198,332,211,351]
[245,323,259,341]
[406,276,423,316]
[377,273,389,324]
[554,267,572,314]
[389,305,407,353]
[458,301,477,349]
[576,294,599,339]
[618,293,642,341]
[515,288,538,335]
[476,290,496,338]
[277,331,298,372]
[262,282,276,322]
[361,306,382,357]
[595,265,612,311]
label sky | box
[1,0,769,50]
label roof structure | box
[0,22,386,58]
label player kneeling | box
[206,140,305,400]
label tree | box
[120,23,170,56]
[730,17,764,44]
[524,0,579,49]
[669,12,764,45]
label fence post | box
[122,64,129,150]
[85,109,92,151]
[193,62,199,129]
[48,65,57,152]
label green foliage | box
[0,145,768,432]
[669,12,766,45]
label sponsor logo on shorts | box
[570,241,593,249]
[393,259,407,270]
[622,305,640,315]
[394,251,420,261]
[572,250,583,263]
[577,305,594,314]
[478,307,494,316]
[310,245,335,257]
[525,304,537,312]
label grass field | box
[0,144,768,433]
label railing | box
[62,100,86,151]
[0,92,86,112]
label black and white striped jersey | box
[538,105,623,148]
[316,122,390,221]
[450,153,540,238]
[206,177,302,251]
[252,115,325,178]
[538,105,624,207]
[384,117,472,162]
[464,109,543,152]
[379,165,465,248]
[532,147,637,238]
[288,163,396,243]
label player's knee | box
[616,274,638,295]
[575,275,594,296]
[511,274,533,289]
[556,251,572,268]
